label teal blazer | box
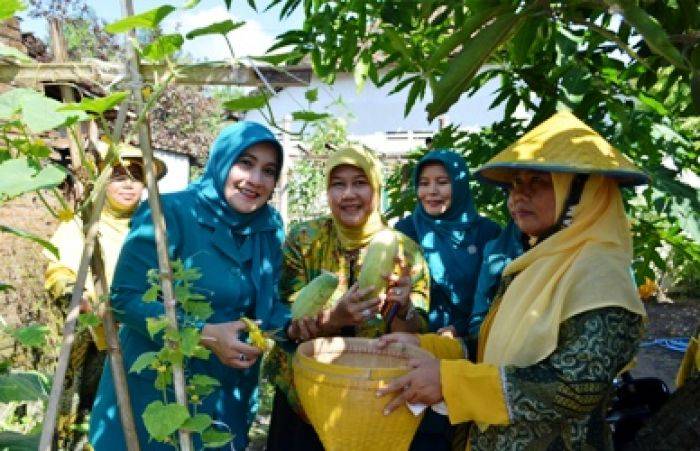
[90,122,289,450]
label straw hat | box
[475,110,649,187]
[96,141,167,180]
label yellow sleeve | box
[418,333,464,359]
[440,359,510,425]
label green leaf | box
[185,19,245,39]
[304,88,318,103]
[78,312,102,328]
[146,317,169,339]
[222,94,268,111]
[0,157,67,204]
[246,0,257,11]
[353,53,370,92]
[182,413,212,433]
[404,79,425,117]
[189,373,220,397]
[201,427,233,448]
[183,0,202,8]
[180,327,200,356]
[0,371,50,403]
[0,282,13,292]
[0,43,32,63]
[129,351,158,374]
[424,6,507,72]
[183,300,213,320]
[59,92,128,115]
[0,88,88,133]
[0,428,40,451]
[142,284,160,302]
[509,16,540,66]
[142,401,190,442]
[0,224,58,258]
[427,10,522,121]
[9,325,49,348]
[291,110,330,122]
[105,5,176,34]
[141,34,184,61]
[0,0,25,21]
[638,92,668,115]
[608,0,689,69]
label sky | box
[19,0,302,60]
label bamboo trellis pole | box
[120,0,192,449]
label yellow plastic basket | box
[293,337,431,451]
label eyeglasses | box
[109,164,144,183]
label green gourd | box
[358,229,400,300]
[291,271,340,319]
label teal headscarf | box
[468,220,524,337]
[411,150,484,323]
[190,121,284,322]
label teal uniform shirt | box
[89,121,289,450]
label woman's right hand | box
[200,321,261,369]
[321,282,381,333]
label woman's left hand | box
[376,356,443,415]
[382,255,412,318]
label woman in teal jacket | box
[89,121,290,450]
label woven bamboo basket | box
[293,337,431,451]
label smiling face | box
[327,164,375,228]
[507,170,557,238]
[417,162,452,216]
[106,164,145,210]
[224,142,279,214]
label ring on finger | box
[393,287,402,296]
[361,308,372,320]
[238,353,248,362]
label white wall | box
[153,150,191,193]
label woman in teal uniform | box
[89,121,289,450]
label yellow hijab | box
[325,144,385,250]
[483,174,646,366]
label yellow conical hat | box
[475,110,649,187]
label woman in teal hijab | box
[395,150,500,336]
[394,149,500,451]
[89,121,289,450]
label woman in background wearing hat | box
[378,111,647,450]
[393,150,501,450]
[265,144,431,451]
[44,144,165,449]
[89,122,289,450]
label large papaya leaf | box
[0,157,66,204]
[105,5,176,34]
[0,88,88,133]
[185,19,245,39]
[0,371,50,403]
[427,10,523,121]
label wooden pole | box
[48,18,83,173]
[38,178,111,450]
[120,1,192,449]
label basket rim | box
[294,337,431,380]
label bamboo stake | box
[120,1,192,449]
[38,176,111,450]
[91,239,141,450]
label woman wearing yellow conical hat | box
[43,143,166,449]
[377,111,648,450]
